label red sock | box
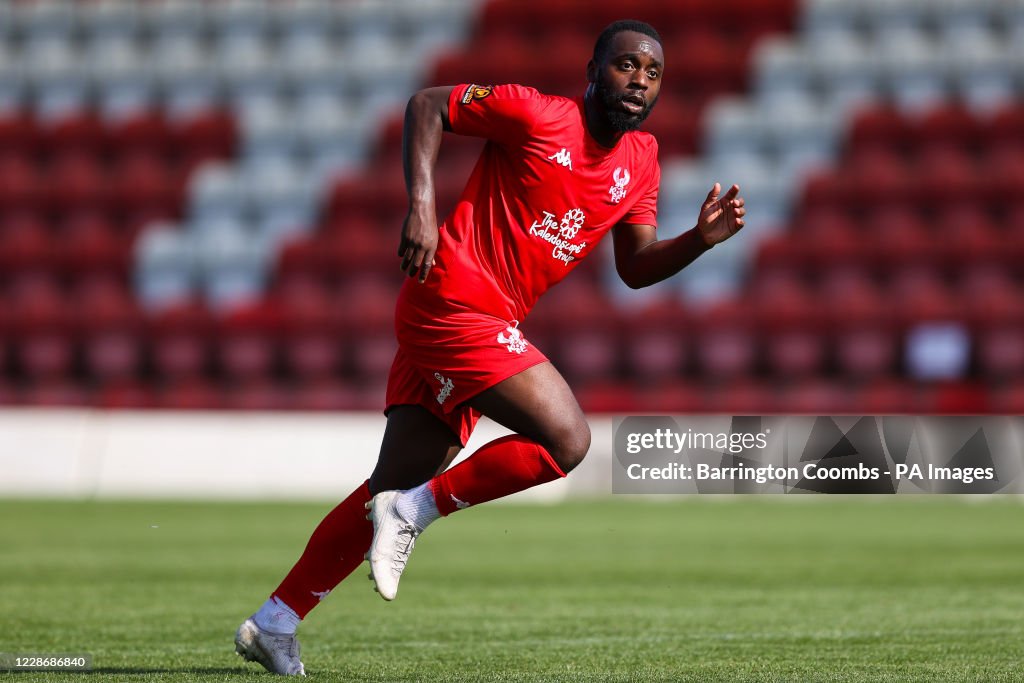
[429,435,567,516]
[271,480,372,618]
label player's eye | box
[647,70,659,79]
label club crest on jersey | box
[529,208,588,265]
[460,84,493,104]
[609,167,631,203]
[497,322,528,354]
[434,372,454,404]
[547,147,573,171]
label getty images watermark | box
[612,416,1024,494]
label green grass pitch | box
[1,497,1023,682]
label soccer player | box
[235,19,745,675]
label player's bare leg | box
[237,405,459,675]
[370,405,463,493]
[467,361,591,474]
[367,362,589,600]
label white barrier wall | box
[0,410,615,501]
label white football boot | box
[365,490,421,601]
[235,618,305,676]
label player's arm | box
[399,86,454,283]
[613,183,745,289]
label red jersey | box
[401,83,661,323]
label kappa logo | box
[460,84,493,104]
[450,494,470,510]
[609,167,631,203]
[434,372,454,404]
[311,589,331,602]
[547,147,573,171]
[497,321,528,354]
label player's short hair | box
[593,20,662,63]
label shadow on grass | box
[88,667,251,675]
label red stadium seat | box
[9,273,76,382]
[622,298,690,381]
[158,377,224,410]
[778,379,851,414]
[913,145,977,208]
[820,268,898,379]
[111,111,173,159]
[0,212,54,274]
[57,212,131,278]
[754,271,827,379]
[291,379,362,411]
[0,156,43,215]
[21,379,89,407]
[322,226,398,277]
[276,275,345,381]
[0,113,37,158]
[992,383,1024,413]
[915,104,981,153]
[74,277,144,383]
[174,110,237,167]
[641,96,700,158]
[95,379,157,409]
[855,379,924,414]
[575,381,641,414]
[848,146,912,209]
[889,268,963,324]
[976,325,1024,379]
[988,104,1024,152]
[148,302,215,382]
[847,105,912,156]
[41,112,107,159]
[932,381,990,414]
[215,304,282,382]
[83,331,144,385]
[223,378,291,411]
[985,144,1024,204]
[707,380,774,414]
[692,301,756,380]
[865,206,939,270]
[110,152,181,219]
[47,153,109,217]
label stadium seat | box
[58,212,132,279]
[159,377,224,410]
[214,304,281,384]
[0,156,43,216]
[0,212,54,275]
[223,378,291,412]
[148,302,214,383]
[692,302,757,380]
[291,378,363,412]
[621,298,691,381]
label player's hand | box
[398,206,438,283]
[697,183,745,246]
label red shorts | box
[385,288,548,446]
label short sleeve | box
[620,157,660,227]
[447,84,544,146]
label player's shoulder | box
[623,129,660,170]
[626,129,659,155]
[462,83,567,105]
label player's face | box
[591,31,664,133]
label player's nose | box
[628,72,649,90]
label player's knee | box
[547,419,591,473]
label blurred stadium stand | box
[0,0,1020,413]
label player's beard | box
[594,74,658,133]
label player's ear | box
[586,59,597,83]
